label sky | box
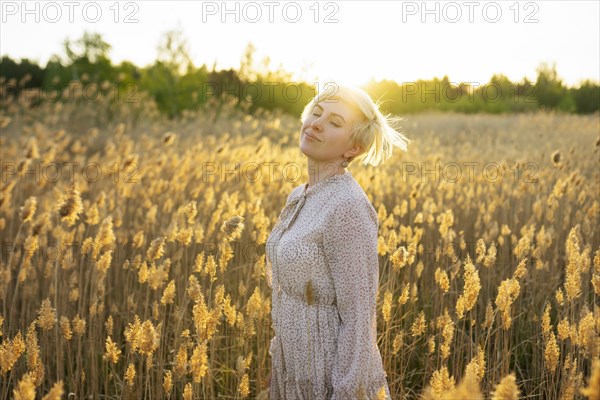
[1,0,599,87]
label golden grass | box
[0,83,599,398]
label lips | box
[304,131,321,142]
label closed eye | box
[311,112,341,127]
[312,113,341,128]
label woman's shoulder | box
[323,176,378,224]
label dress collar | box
[288,170,352,204]
[278,170,352,232]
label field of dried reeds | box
[1,82,599,399]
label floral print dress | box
[266,170,391,400]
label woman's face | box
[299,98,362,166]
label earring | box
[341,158,349,168]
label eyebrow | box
[313,104,346,123]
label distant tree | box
[51,31,116,83]
[239,42,257,81]
[515,77,536,103]
[63,32,111,64]
[534,62,565,109]
[156,28,194,76]
[42,55,69,89]
[143,28,198,117]
[489,74,514,100]
[0,56,46,104]
[571,80,600,113]
[0,56,44,84]
[115,61,141,82]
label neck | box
[306,159,346,187]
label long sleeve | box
[323,197,391,400]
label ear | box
[344,143,363,159]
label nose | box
[310,116,324,131]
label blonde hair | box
[301,84,410,167]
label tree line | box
[1,31,598,119]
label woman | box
[265,84,410,399]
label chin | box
[299,141,311,154]
[299,147,311,158]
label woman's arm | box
[323,197,391,400]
